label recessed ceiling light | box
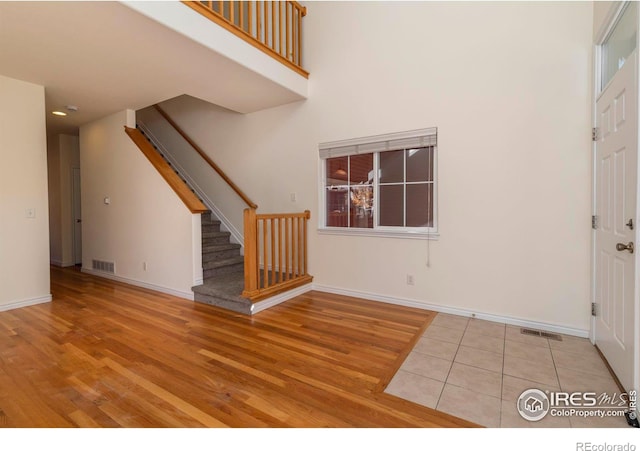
[52,111,67,116]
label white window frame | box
[318,128,439,240]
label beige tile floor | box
[385,313,631,428]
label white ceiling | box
[0,1,306,136]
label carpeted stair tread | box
[203,231,230,238]
[202,243,241,254]
[192,272,251,313]
[193,272,245,299]
[203,256,244,270]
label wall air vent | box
[520,328,562,341]
[92,259,115,274]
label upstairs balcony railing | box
[183,1,308,78]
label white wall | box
[0,75,51,310]
[593,1,619,40]
[158,2,594,332]
[80,110,201,299]
[47,133,79,266]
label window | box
[319,128,438,239]
[600,1,637,92]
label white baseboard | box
[81,268,195,301]
[51,260,76,268]
[0,294,52,312]
[252,283,313,314]
[312,284,589,338]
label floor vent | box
[92,259,115,274]
[520,328,562,341]
[540,331,563,341]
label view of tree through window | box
[324,146,435,230]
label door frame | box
[71,166,82,266]
[591,0,640,393]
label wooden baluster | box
[239,0,245,31]
[279,2,284,56]
[219,1,224,17]
[270,218,275,286]
[256,1,261,41]
[207,1,213,10]
[229,1,235,25]
[291,216,295,278]
[297,6,302,66]
[292,6,296,64]
[248,1,253,36]
[264,1,268,45]
[278,218,283,283]
[242,208,259,297]
[286,2,290,61]
[297,216,302,278]
[262,218,268,288]
[271,1,276,52]
[285,217,290,280]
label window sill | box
[317,227,440,240]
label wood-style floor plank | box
[0,266,477,428]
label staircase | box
[193,212,253,314]
[134,126,254,314]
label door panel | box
[594,50,636,392]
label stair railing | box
[182,1,308,78]
[153,104,257,210]
[242,208,312,301]
[152,105,312,300]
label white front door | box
[594,49,637,393]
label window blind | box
[319,127,437,159]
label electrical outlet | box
[290,192,297,202]
[406,274,414,285]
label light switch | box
[25,208,35,219]
[290,192,297,202]
[104,197,111,205]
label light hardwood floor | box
[0,266,476,427]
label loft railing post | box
[304,209,310,275]
[242,208,259,297]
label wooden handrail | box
[182,1,308,79]
[153,104,258,210]
[242,208,312,301]
[124,126,208,214]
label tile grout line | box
[433,314,467,410]
[547,338,570,427]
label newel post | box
[242,208,259,297]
